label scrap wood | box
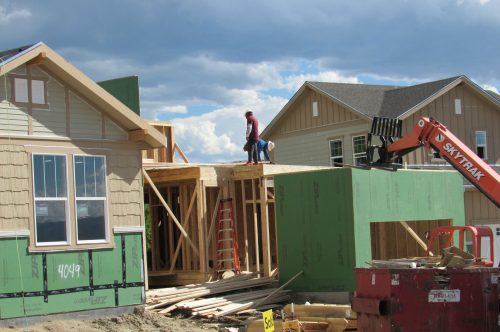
[283,304,356,319]
[247,318,352,332]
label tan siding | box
[32,77,66,136]
[272,120,370,166]
[0,145,30,230]
[465,190,500,225]
[403,83,500,165]
[107,149,143,227]
[0,101,29,135]
[105,117,127,140]
[69,91,103,139]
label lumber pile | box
[146,273,290,318]
[246,304,357,332]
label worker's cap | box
[268,141,275,151]
[244,110,253,117]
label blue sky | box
[1,0,499,162]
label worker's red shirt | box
[246,115,259,140]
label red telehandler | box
[366,116,500,265]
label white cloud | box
[283,70,359,92]
[482,84,499,94]
[158,105,188,114]
[0,6,30,25]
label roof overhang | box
[0,42,166,148]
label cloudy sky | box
[1,0,499,162]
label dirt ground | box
[0,309,224,332]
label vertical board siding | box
[32,77,66,136]
[108,149,143,227]
[69,91,103,139]
[0,145,30,230]
[404,83,500,165]
[276,88,361,136]
[465,190,500,225]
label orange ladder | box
[215,198,241,277]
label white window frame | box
[32,153,70,246]
[312,101,319,117]
[475,131,487,160]
[352,135,367,166]
[73,154,109,244]
[329,139,343,166]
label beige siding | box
[272,120,370,166]
[69,91,103,139]
[32,77,66,136]
[465,190,500,226]
[105,117,128,140]
[403,83,500,165]
[274,87,361,136]
[0,145,30,230]
[107,149,143,227]
[0,101,29,135]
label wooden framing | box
[143,162,328,286]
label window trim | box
[10,73,49,109]
[73,154,109,244]
[352,134,367,166]
[475,131,488,160]
[32,153,70,246]
[329,138,343,166]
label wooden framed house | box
[0,42,166,319]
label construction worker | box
[257,138,274,162]
[244,110,259,165]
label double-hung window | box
[74,155,108,243]
[11,75,49,108]
[475,131,487,160]
[353,135,367,166]
[329,139,343,166]
[33,155,68,245]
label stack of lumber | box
[146,273,290,318]
[246,303,356,332]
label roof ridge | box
[385,75,463,93]
[308,81,400,89]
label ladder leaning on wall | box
[215,198,241,278]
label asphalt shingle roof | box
[309,76,462,118]
[0,44,34,64]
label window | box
[454,99,462,115]
[475,131,487,160]
[312,101,319,117]
[353,135,367,166]
[74,155,108,242]
[33,155,68,245]
[11,75,48,108]
[329,139,343,166]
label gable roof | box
[262,75,500,137]
[0,42,165,148]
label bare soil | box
[0,310,221,332]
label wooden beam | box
[129,128,148,141]
[174,143,190,163]
[259,177,272,277]
[27,52,47,65]
[400,221,433,256]
[197,180,207,273]
[206,189,222,247]
[241,180,250,272]
[142,168,199,256]
[251,179,260,275]
[169,182,200,272]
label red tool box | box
[352,267,500,332]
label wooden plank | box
[174,142,190,163]
[259,177,272,277]
[400,221,433,256]
[149,187,158,272]
[167,187,174,268]
[241,180,250,272]
[128,128,149,141]
[143,168,199,256]
[146,167,201,183]
[197,180,207,273]
[251,179,260,275]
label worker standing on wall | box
[244,110,259,165]
[257,138,274,162]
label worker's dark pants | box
[246,139,258,163]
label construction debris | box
[146,273,290,318]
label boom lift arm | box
[366,117,500,208]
